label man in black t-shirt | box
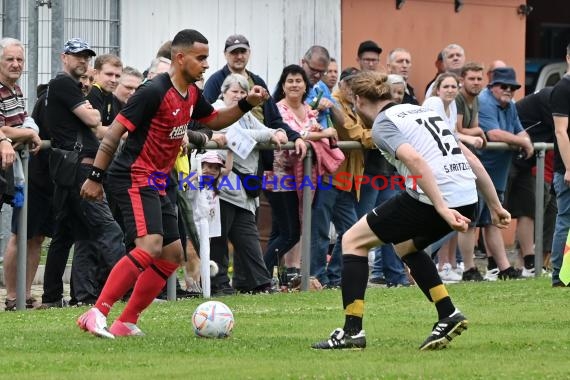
[550,42,570,287]
[46,38,125,306]
[84,53,126,299]
[86,54,123,136]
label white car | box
[525,60,567,95]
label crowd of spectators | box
[1,33,569,311]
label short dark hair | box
[94,54,122,70]
[303,45,330,65]
[460,62,484,77]
[273,64,311,103]
[171,29,208,52]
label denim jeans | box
[310,187,357,286]
[551,172,570,284]
[356,175,408,285]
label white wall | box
[120,0,341,91]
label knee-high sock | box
[402,250,455,319]
[118,258,179,324]
[95,247,153,316]
[341,254,369,335]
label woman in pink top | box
[263,65,338,286]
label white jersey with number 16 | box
[373,103,478,208]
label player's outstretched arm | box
[204,85,269,131]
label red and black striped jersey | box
[108,73,217,190]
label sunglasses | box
[499,84,518,91]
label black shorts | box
[11,182,54,239]
[366,191,477,251]
[108,185,179,247]
[505,165,535,218]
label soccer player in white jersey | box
[312,71,511,351]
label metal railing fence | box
[11,141,554,309]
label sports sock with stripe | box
[402,250,455,320]
[341,254,369,335]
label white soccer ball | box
[191,301,234,338]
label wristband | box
[237,98,254,113]
[88,166,105,183]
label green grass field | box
[1,278,569,379]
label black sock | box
[523,254,535,269]
[402,250,455,320]
[487,256,497,270]
[341,254,368,335]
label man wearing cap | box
[46,37,126,306]
[203,34,306,159]
[356,40,382,72]
[476,66,533,280]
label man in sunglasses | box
[476,67,533,280]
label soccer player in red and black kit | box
[77,29,271,338]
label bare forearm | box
[93,121,126,170]
[1,126,35,143]
[460,126,484,137]
[554,117,570,171]
[329,106,345,129]
[486,129,528,147]
[206,105,244,131]
[187,130,209,146]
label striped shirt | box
[0,82,26,127]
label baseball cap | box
[224,34,250,53]
[339,67,360,82]
[201,151,224,166]
[63,38,96,56]
[357,40,382,56]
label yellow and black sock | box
[402,250,455,320]
[342,254,368,335]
